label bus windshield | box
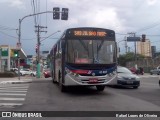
[65,39,116,64]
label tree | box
[118,52,145,66]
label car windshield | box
[117,67,132,74]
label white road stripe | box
[0,103,22,106]
[0,86,28,88]
[0,84,29,108]
[0,90,27,93]
[0,93,26,96]
[0,85,29,87]
[0,84,29,86]
[0,97,25,101]
[0,88,28,91]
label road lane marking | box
[0,86,28,88]
[0,93,26,96]
[0,88,28,91]
[0,103,23,106]
[0,90,27,93]
[0,97,25,101]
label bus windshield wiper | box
[78,39,88,52]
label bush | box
[0,71,17,78]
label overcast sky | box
[0,0,160,55]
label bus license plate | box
[89,78,98,83]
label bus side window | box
[55,44,58,58]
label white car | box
[30,70,36,77]
[19,69,31,76]
[14,69,31,76]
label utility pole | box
[35,25,47,78]
[124,36,128,54]
[128,32,137,69]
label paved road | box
[0,75,160,120]
[0,83,29,109]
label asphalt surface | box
[0,75,160,120]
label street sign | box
[1,47,9,57]
[42,51,49,54]
[127,37,140,42]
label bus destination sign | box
[74,30,107,37]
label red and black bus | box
[50,27,117,92]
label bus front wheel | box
[96,85,105,91]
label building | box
[0,45,27,72]
[136,40,152,57]
[151,46,156,58]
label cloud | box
[147,0,157,5]
[79,8,124,32]
[0,0,25,9]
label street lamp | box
[117,37,127,57]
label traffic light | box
[36,48,38,53]
[53,7,60,19]
[61,8,69,20]
[14,50,18,57]
[142,34,146,42]
[35,44,38,53]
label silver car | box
[108,66,140,88]
[116,66,140,88]
[150,67,160,75]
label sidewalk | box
[0,76,51,84]
[0,76,33,84]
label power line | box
[137,21,160,32]
[0,30,37,40]
[0,30,17,39]
[0,25,17,31]
[116,33,128,35]
[46,0,48,27]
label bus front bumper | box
[64,73,117,86]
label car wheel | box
[150,73,153,75]
[96,85,105,91]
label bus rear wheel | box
[59,72,67,92]
[59,82,67,92]
[96,85,105,91]
[51,71,57,84]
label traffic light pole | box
[18,9,68,79]
[37,25,41,78]
[18,51,20,80]
[18,11,54,80]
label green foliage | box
[118,52,145,66]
